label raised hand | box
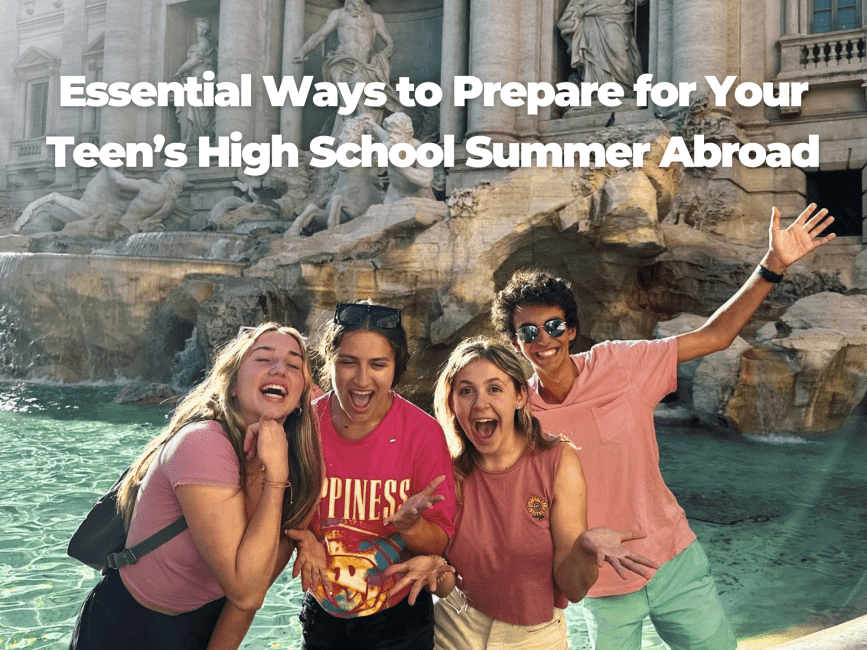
[578,528,659,580]
[287,528,332,595]
[383,555,455,605]
[383,476,446,532]
[766,204,836,272]
[243,418,289,482]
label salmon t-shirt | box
[529,338,695,597]
[121,421,239,612]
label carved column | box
[671,0,727,101]
[55,0,87,187]
[465,0,521,140]
[281,0,305,145]
[440,0,469,142]
[650,0,673,84]
[216,0,261,143]
[785,0,800,34]
[101,0,141,145]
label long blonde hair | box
[117,323,324,532]
[433,336,562,501]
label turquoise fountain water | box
[0,381,864,649]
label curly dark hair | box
[491,269,579,339]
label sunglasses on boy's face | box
[334,303,402,329]
[515,318,568,344]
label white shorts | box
[434,590,568,650]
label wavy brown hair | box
[433,336,563,501]
[117,323,324,533]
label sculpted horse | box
[286,116,384,237]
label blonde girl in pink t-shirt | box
[388,338,657,649]
[69,323,324,650]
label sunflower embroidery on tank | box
[527,495,549,520]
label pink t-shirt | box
[120,420,240,612]
[447,444,570,626]
[312,392,456,618]
[529,338,695,598]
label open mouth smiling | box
[348,390,374,409]
[472,418,497,441]
[261,384,287,398]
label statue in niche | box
[557,0,646,88]
[361,112,436,203]
[173,17,217,146]
[286,116,384,237]
[292,0,403,132]
[12,168,186,238]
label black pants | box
[299,590,434,650]
[69,569,225,650]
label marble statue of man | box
[108,168,187,234]
[558,0,645,88]
[362,112,435,204]
[292,0,403,126]
[12,168,185,237]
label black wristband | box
[755,264,784,283]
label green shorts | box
[580,540,736,650]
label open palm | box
[769,204,836,269]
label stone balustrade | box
[778,28,867,85]
[7,137,54,185]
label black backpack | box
[67,468,187,574]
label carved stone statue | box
[293,0,402,130]
[286,116,384,237]
[12,168,186,238]
[363,112,435,204]
[557,0,645,88]
[173,17,217,145]
[109,168,187,233]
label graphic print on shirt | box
[314,475,412,617]
[526,494,550,520]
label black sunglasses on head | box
[334,303,402,330]
[516,318,568,344]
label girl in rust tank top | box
[387,337,658,649]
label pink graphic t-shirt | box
[530,338,696,597]
[312,393,456,617]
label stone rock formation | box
[658,292,867,435]
[1,123,863,435]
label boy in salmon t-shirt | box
[490,205,835,650]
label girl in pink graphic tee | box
[69,323,324,650]
[288,302,456,650]
[388,337,657,649]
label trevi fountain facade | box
[0,0,865,437]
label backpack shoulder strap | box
[105,515,188,571]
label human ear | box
[516,385,528,410]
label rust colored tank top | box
[446,443,569,626]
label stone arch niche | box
[295,0,444,148]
